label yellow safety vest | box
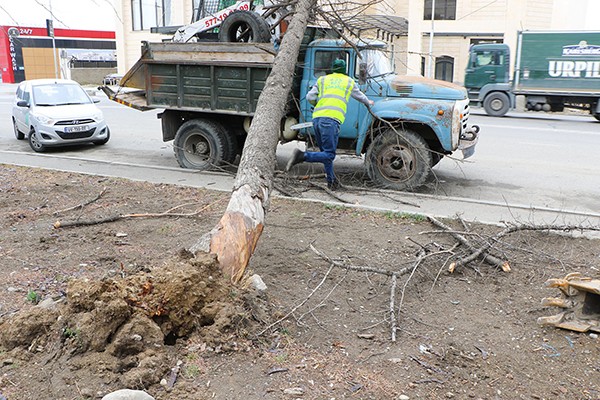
[312,73,354,124]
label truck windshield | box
[358,49,393,78]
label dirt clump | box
[0,245,263,397]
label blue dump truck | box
[465,30,600,120]
[103,37,478,191]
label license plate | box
[65,125,88,133]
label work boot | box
[327,179,341,191]
[286,149,305,171]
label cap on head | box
[332,59,346,74]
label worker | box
[286,59,374,190]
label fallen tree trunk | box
[190,0,316,282]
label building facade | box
[114,0,599,84]
[0,25,116,84]
[398,0,600,84]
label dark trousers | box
[304,117,340,184]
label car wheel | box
[93,127,110,145]
[28,129,47,152]
[13,118,25,140]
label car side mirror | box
[17,100,29,107]
[358,62,367,85]
[92,97,101,104]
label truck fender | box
[356,100,452,155]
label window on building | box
[435,56,454,82]
[423,0,456,20]
[132,0,172,30]
[470,38,504,46]
[193,0,220,20]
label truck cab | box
[464,43,513,116]
[295,39,477,190]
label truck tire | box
[222,131,239,164]
[431,152,443,168]
[366,128,432,191]
[483,92,510,116]
[173,119,228,170]
[591,102,600,122]
[218,11,271,43]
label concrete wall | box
[70,67,117,85]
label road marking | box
[481,123,599,136]
[518,142,561,147]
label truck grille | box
[461,103,470,133]
[394,84,413,95]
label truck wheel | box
[366,129,432,191]
[430,152,443,168]
[218,11,271,43]
[222,131,239,164]
[483,92,510,116]
[173,119,227,170]
[591,102,600,122]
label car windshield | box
[358,49,394,78]
[32,84,91,106]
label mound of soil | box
[1,165,599,400]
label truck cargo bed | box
[105,41,277,115]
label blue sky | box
[0,0,117,31]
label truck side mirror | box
[17,100,29,108]
[358,62,367,85]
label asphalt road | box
[1,84,599,227]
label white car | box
[12,79,110,152]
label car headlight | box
[33,113,55,125]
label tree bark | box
[190,0,316,283]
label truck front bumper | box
[458,125,479,159]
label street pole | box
[49,0,59,79]
[427,0,435,78]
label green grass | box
[62,327,80,339]
[183,364,201,379]
[26,290,40,304]
[324,204,346,211]
[383,211,426,222]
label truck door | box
[464,46,508,90]
[300,49,360,140]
